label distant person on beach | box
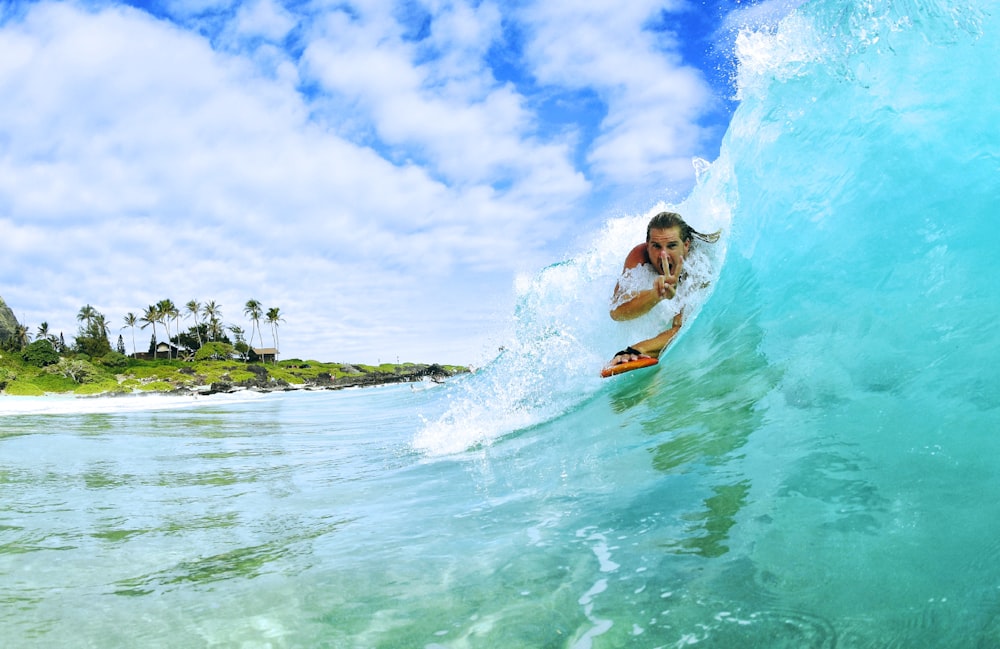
[606,211,720,368]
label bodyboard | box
[600,357,658,378]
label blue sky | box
[0,0,802,364]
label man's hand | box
[653,275,676,300]
[610,346,651,366]
[653,252,681,300]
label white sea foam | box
[0,390,268,416]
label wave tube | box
[416,0,999,456]
[713,0,1000,419]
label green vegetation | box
[21,339,60,367]
[0,351,466,396]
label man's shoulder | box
[623,243,649,268]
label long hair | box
[646,211,721,244]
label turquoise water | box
[4,0,1000,646]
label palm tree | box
[14,323,31,350]
[140,304,160,359]
[36,321,50,342]
[156,299,177,358]
[77,304,97,330]
[202,301,222,342]
[93,313,110,339]
[185,300,203,348]
[244,299,263,351]
[87,312,111,355]
[265,307,283,363]
[169,303,181,348]
[123,312,138,357]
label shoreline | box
[185,362,461,396]
[0,359,469,399]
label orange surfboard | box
[600,356,658,378]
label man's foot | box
[610,346,650,366]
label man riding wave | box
[606,211,720,369]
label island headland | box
[0,296,468,397]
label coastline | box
[0,358,469,399]
[188,362,464,396]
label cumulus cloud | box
[516,0,714,187]
[0,0,732,363]
[233,0,295,41]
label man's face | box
[646,226,689,276]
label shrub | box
[21,339,59,367]
[194,342,234,361]
[5,382,44,396]
[31,372,79,392]
[46,358,100,384]
[74,380,119,395]
[99,351,129,369]
[74,334,111,358]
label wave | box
[416,0,1000,456]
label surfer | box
[606,211,719,369]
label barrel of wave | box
[716,0,1000,409]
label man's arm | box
[610,280,678,321]
[608,311,684,364]
[628,312,684,357]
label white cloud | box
[517,0,713,187]
[233,0,295,42]
[300,2,588,198]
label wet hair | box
[646,211,721,244]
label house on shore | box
[252,347,278,363]
[131,342,190,360]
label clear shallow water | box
[4,0,1000,646]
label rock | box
[246,364,268,377]
[0,296,20,348]
[207,381,234,394]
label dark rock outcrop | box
[323,363,456,390]
[0,297,19,347]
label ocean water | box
[3,0,1000,646]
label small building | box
[156,342,190,359]
[252,347,278,363]
[132,342,189,360]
